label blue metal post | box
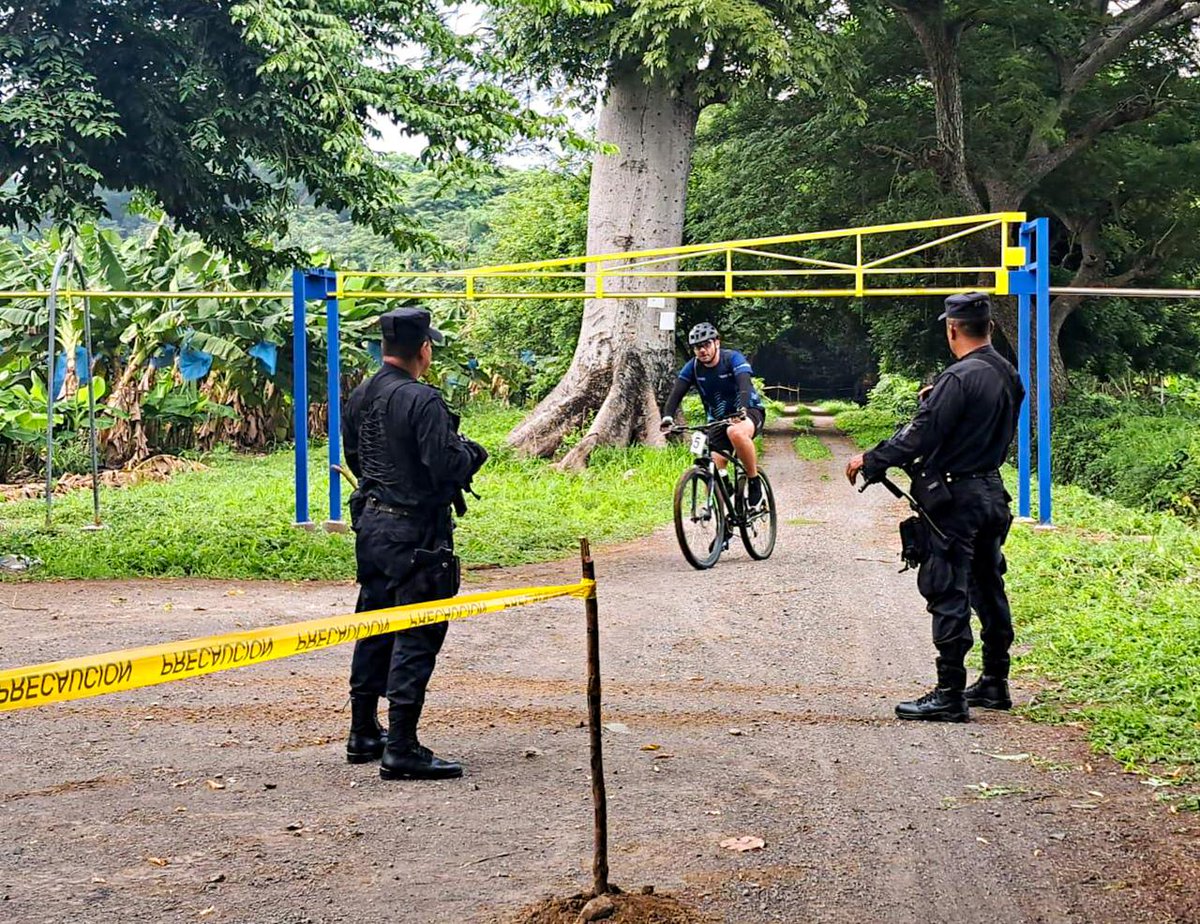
[1035,217,1052,525]
[1016,226,1033,519]
[292,268,311,526]
[326,291,343,524]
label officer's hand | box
[918,384,934,402]
[659,415,674,433]
[846,453,865,486]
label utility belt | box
[909,468,999,514]
[897,469,999,572]
[945,469,1001,484]
[365,496,446,519]
[366,496,417,517]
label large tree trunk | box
[891,3,982,211]
[505,65,700,467]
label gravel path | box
[1,416,1196,923]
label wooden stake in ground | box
[580,537,609,896]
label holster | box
[404,544,461,601]
[898,515,932,572]
[909,469,953,515]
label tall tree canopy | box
[493,0,847,464]
[687,1,1200,392]
[0,0,560,268]
[866,0,1200,392]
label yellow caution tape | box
[0,579,595,712]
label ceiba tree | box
[496,0,843,465]
[0,0,559,269]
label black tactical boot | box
[964,675,1012,710]
[346,694,386,764]
[379,705,462,781]
[895,687,969,722]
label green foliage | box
[812,399,859,415]
[830,374,918,448]
[279,156,515,271]
[792,435,831,461]
[1006,476,1200,773]
[1,0,562,267]
[0,402,692,577]
[753,377,786,423]
[684,4,1200,381]
[1052,381,1200,518]
[832,407,897,450]
[492,0,849,110]
[0,224,299,466]
[462,169,590,402]
[866,373,919,419]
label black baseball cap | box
[938,292,992,322]
[380,307,444,346]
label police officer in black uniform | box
[846,292,1025,722]
[342,307,487,779]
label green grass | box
[811,399,860,416]
[791,411,814,430]
[832,407,898,448]
[1003,475,1200,781]
[793,435,832,461]
[0,402,691,580]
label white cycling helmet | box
[688,322,719,346]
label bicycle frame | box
[676,418,747,527]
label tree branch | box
[1025,95,1163,184]
[1155,2,1200,31]
[1066,1,1190,103]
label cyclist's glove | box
[659,415,674,433]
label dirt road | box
[1,417,1197,923]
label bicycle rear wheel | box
[674,466,725,570]
[739,470,777,560]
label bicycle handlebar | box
[666,415,743,434]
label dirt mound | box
[508,889,709,924]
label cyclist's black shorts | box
[708,407,765,457]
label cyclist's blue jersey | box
[678,349,763,421]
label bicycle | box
[670,417,778,570]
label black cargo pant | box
[916,474,1015,691]
[348,505,459,709]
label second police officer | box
[846,292,1025,722]
[341,307,488,779]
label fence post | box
[1017,224,1033,520]
[325,284,344,530]
[292,268,312,528]
[1034,217,1053,526]
[580,537,609,896]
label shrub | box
[833,407,898,449]
[867,373,920,418]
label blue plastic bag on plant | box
[150,344,177,369]
[179,345,213,381]
[75,346,93,386]
[367,341,383,365]
[248,340,278,375]
[52,352,68,399]
[49,347,90,398]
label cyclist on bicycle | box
[659,322,767,507]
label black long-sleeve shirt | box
[862,345,1024,482]
[343,365,485,510]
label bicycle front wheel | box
[674,466,725,570]
[739,470,777,560]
